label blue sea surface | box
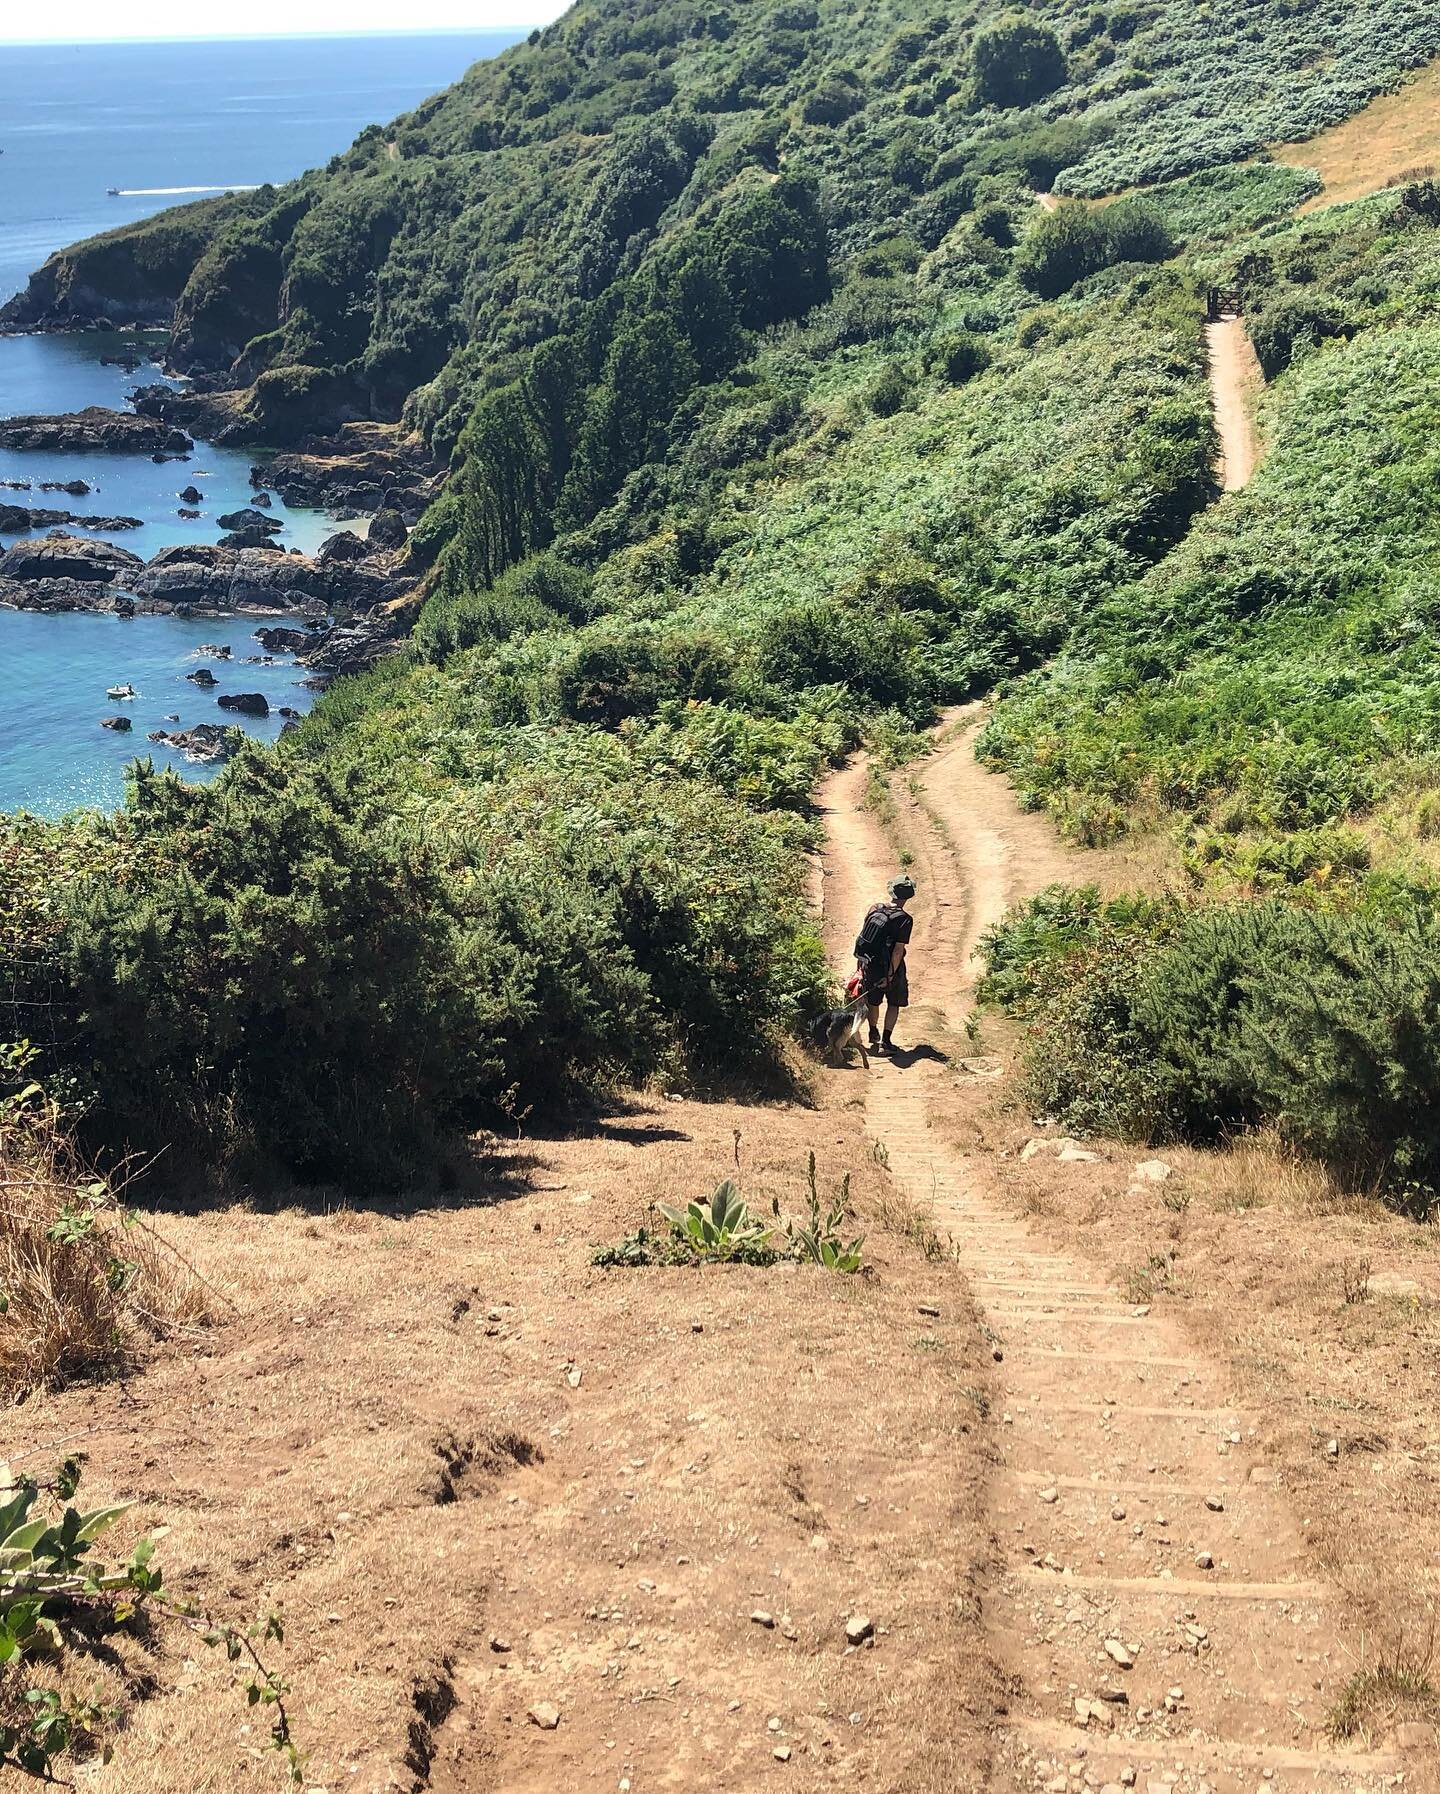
[0,610,318,816]
[0,33,522,307]
[0,31,523,817]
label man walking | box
[853,875,915,1055]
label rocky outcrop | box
[297,611,408,681]
[178,485,203,505]
[316,531,370,565]
[367,507,408,551]
[0,534,145,583]
[0,408,192,455]
[217,691,269,716]
[0,577,134,614]
[217,506,280,533]
[219,526,281,549]
[249,421,439,522]
[0,194,242,331]
[130,541,413,613]
[0,505,144,534]
[254,625,314,653]
[147,722,239,764]
[100,715,133,731]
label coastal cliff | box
[1,193,255,331]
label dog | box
[808,996,871,1068]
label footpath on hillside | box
[817,716,1434,1794]
[1204,314,1262,491]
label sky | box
[0,2,567,44]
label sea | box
[0,31,522,817]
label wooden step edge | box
[1008,1715,1402,1773]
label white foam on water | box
[113,185,260,196]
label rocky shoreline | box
[0,376,437,686]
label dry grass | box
[1274,57,1440,209]
[0,1100,208,1396]
[5,1087,999,1793]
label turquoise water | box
[0,31,522,817]
[0,335,342,559]
[1,610,317,816]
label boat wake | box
[112,185,260,196]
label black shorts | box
[865,964,909,1009]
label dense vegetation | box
[7,0,1440,1196]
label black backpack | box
[854,903,898,968]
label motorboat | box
[106,683,136,700]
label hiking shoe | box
[871,1035,888,1055]
[882,1035,896,1053]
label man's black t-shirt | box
[858,903,912,994]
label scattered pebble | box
[751,1610,775,1629]
[845,1614,875,1647]
[527,1702,560,1731]
[1038,1487,1059,1504]
[1104,1638,1135,1669]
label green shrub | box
[972,16,1068,108]
[928,331,992,385]
[864,360,914,417]
[1248,294,1355,378]
[984,889,1440,1201]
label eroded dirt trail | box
[818,719,1403,1794]
[1205,317,1262,492]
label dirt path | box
[1205,317,1262,491]
[818,721,1407,1794]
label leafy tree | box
[972,15,1068,108]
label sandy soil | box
[1205,317,1262,492]
[816,718,1439,1791]
[8,1091,999,1793]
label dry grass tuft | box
[0,1098,209,1396]
[1275,57,1440,210]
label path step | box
[1038,1571,1326,1601]
[1010,1716,1401,1775]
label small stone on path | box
[751,1610,775,1628]
[527,1702,560,1730]
[845,1614,875,1646]
[1104,1638,1135,1669]
[1038,1486,1059,1504]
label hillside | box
[4,0,1440,1192]
[10,4,1440,1786]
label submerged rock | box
[100,715,133,731]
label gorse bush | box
[982,889,1440,1204]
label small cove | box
[0,332,343,816]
